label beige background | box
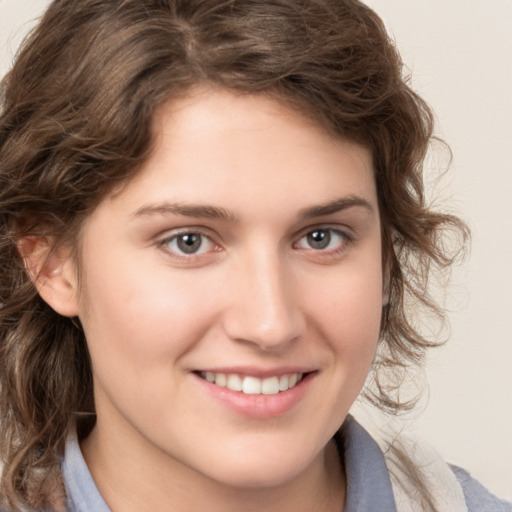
[364,0,512,499]
[1,0,511,499]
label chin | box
[197,446,317,490]
[214,465,303,489]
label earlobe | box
[17,236,80,317]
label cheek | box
[78,255,222,383]
[310,257,383,336]
[77,264,227,433]
[306,255,383,377]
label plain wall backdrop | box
[364,0,512,500]
[1,0,511,500]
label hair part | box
[0,0,468,509]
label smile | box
[198,372,304,395]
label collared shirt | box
[61,416,511,512]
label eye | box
[295,228,348,252]
[161,232,216,256]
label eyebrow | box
[132,202,238,222]
[298,196,374,219]
[132,195,374,222]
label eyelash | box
[157,226,352,259]
[294,227,352,255]
[158,229,219,259]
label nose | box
[222,249,305,352]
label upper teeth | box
[200,372,302,395]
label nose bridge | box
[223,244,303,350]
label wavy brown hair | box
[0,0,468,509]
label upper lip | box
[193,366,317,378]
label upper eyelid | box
[156,228,219,253]
[154,223,353,248]
[292,226,354,255]
[157,231,220,261]
[156,226,219,243]
[294,223,353,241]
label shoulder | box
[451,465,511,512]
[346,413,511,512]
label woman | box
[0,1,509,511]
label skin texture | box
[35,89,385,511]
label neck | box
[80,422,345,512]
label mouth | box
[197,371,306,395]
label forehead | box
[101,88,377,223]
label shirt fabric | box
[61,416,511,511]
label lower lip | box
[193,373,314,419]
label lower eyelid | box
[159,232,217,256]
[157,227,352,257]
[295,228,350,250]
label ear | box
[17,236,80,317]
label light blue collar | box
[62,415,397,511]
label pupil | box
[308,230,330,249]
[177,234,201,254]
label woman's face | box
[73,89,384,489]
